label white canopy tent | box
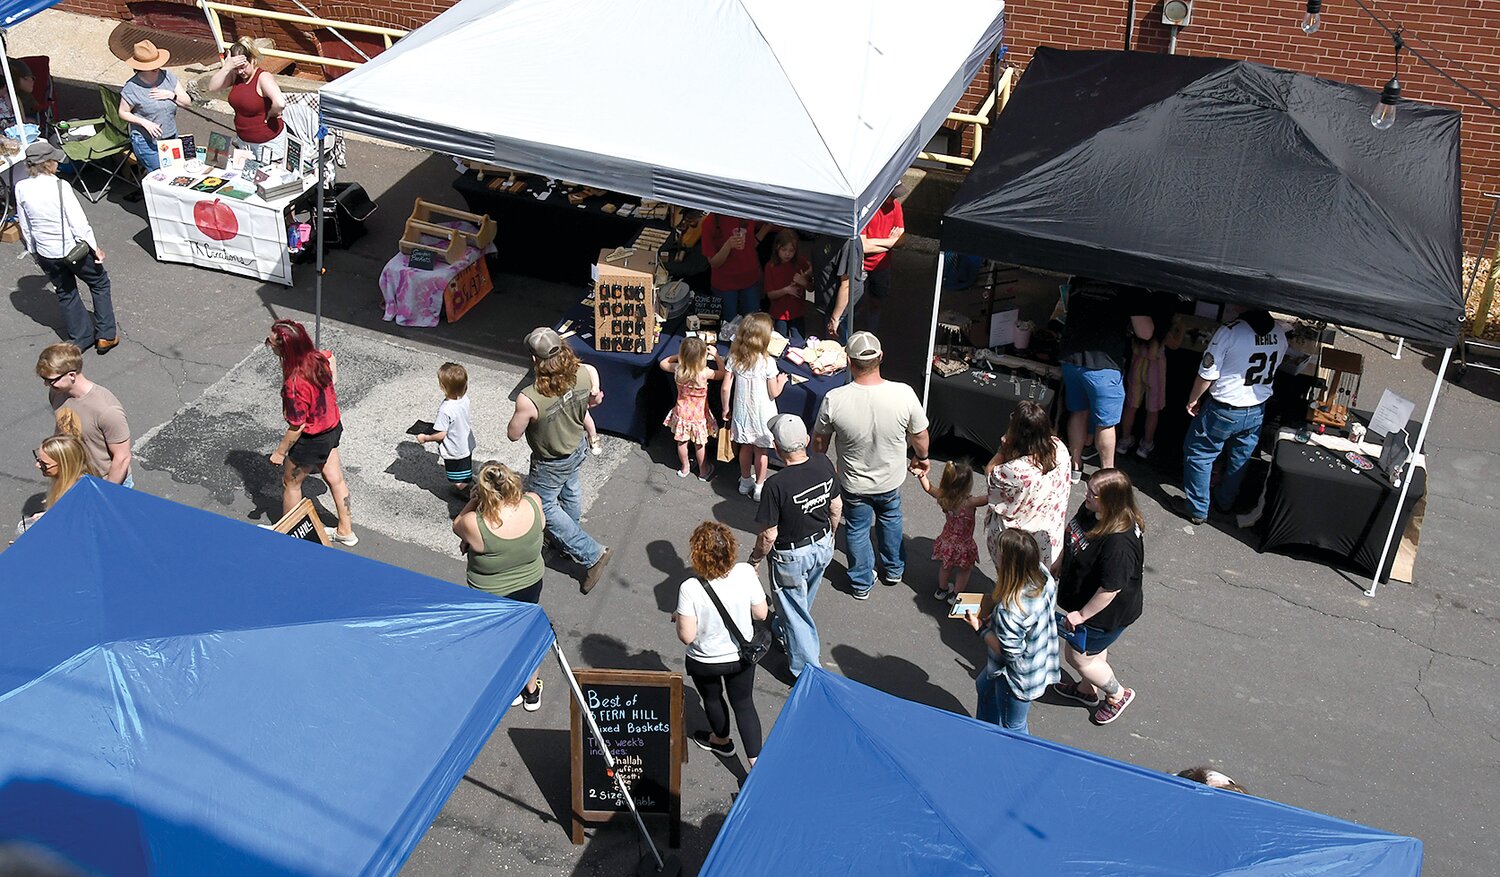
[318,0,1005,237]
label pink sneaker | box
[1092,688,1136,725]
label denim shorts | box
[1061,364,1125,430]
[1058,618,1127,656]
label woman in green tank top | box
[453,461,548,709]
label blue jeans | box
[525,437,604,567]
[976,669,1031,733]
[714,282,762,326]
[36,252,116,348]
[129,128,161,172]
[1182,398,1264,519]
[769,532,834,676]
[842,488,904,592]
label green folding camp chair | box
[60,85,138,203]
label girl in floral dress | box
[720,312,787,501]
[918,460,987,603]
[985,400,1073,570]
[660,336,724,480]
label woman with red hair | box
[265,319,356,545]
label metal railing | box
[198,0,408,71]
[917,66,1015,169]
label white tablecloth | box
[143,173,314,286]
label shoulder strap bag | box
[699,576,772,665]
[57,178,92,269]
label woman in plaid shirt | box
[965,528,1060,734]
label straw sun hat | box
[126,40,170,71]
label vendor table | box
[143,173,315,286]
[657,329,844,429]
[453,171,652,285]
[927,367,1058,455]
[1255,433,1426,580]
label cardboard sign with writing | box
[570,668,684,847]
[444,254,493,323]
[271,497,332,546]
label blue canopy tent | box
[0,478,555,875]
[700,668,1422,876]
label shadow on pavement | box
[830,643,969,717]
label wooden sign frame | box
[569,668,684,847]
[271,497,331,546]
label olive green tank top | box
[521,365,592,459]
[465,494,545,597]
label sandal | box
[697,464,716,482]
[1049,677,1100,706]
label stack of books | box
[255,168,305,200]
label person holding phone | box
[964,528,1058,734]
[1050,468,1144,726]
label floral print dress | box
[985,437,1072,567]
[933,505,979,568]
[664,373,716,446]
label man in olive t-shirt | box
[36,342,132,486]
[812,332,929,599]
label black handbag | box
[57,179,91,268]
[699,576,772,665]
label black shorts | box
[502,579,544,604]
[289,421,343,468]
[866,265,893,300]
[443,455,474,483]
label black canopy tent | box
[933,47,1465,593]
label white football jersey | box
[1198,319,1289,406]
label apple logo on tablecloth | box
[193,198,238,241]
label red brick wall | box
[955,0,1500,253]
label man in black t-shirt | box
[1059,281,1155,479]
[750,414,842,678]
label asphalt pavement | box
[0,56,1497,876]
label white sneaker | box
[1118,435,1136,453]
[590,438,603,456]
[737,477,755,496]
[1071,468,1083,485]
[752,481,763,501]
[325,527,359,547]
[1136,440,1155,459]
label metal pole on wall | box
[314,117,326,348]
[1368,345,1452,596]
[922,250,946,409]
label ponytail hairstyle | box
[676,336,709,385]
[474,460,525,525]
[267,319,331,389]
[934,460,975,513]
[989,528,1047,611]
[54,406,82,439]
[729,312,774,371]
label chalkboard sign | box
[407,248,436,271]
[271,498,331,546]
[692,293,723,323]
[570,668,684,847]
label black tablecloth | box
[927,368,1059,455]
[453,172,653,284]
[1260,439,1426,579]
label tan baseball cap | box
[768,414,809,452]
[525,327,564,359]
[846,331,883,362]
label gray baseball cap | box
[767,413,809,452]
[24,140,63,166]
[525,327,563,359]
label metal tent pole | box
[922,250,946,409]
[550,640,668,872]
[0,32,32,149]
[1368,345,1452,595]
[314,117,326,348]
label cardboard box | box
[594,247,657,353]
[0,220,20,243]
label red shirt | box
[763,255,810,322]
[860,199,904,272]
[282,351,340,434]
[700,215,763,290]
[228,68,285,144]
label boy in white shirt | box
[417,362,477,495]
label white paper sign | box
[1193,300,1221,320]
[1368,389,1415,438]
[988,308,1019,347]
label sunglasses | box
[40,372,71,386]
[32,449,54,471]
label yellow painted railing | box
[198,0,408,71]
[917,66,1015,169]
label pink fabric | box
[379,221,494,328]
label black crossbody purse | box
[699,576,772,665]
[57,179,91,268]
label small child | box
[660,336,724,480]
[763,228,811,338]
[721,312,787,501]
[918,460,987,603]
[584,410,602,456]
[1119,336,1165,458]
[417,362,477,495]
